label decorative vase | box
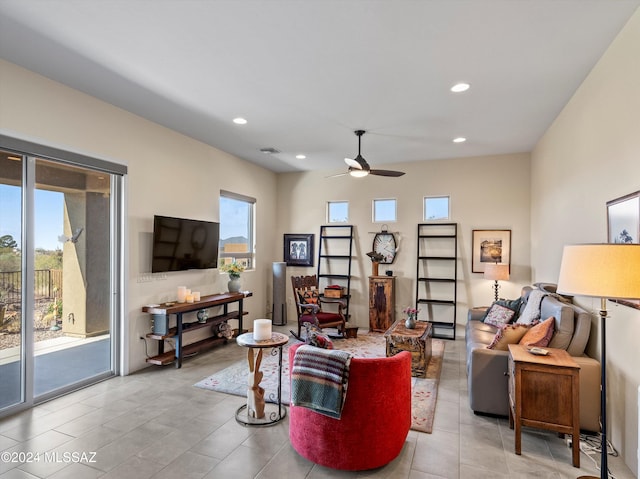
[228,275,241,293]
[405,315,416,329]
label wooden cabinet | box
[508,344,580,467]
[369,276,395,332]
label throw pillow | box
[297,288,319,305]
[516,289,547,325]
[520,316,555,348]
[303,323,333,349]
[483,303,516,328]
[481,297,523,322]
[487,324,530,351]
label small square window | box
[373,198,397,222]
[424,196,450,221]
[328,201,349,223]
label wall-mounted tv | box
[151,215,220,273]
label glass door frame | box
[0,134,126,416]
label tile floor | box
[0,325,636,478]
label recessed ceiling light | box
[450,83,470,93]
[232,117,247,125]
[453,137,467,143]
[295,154,306,160]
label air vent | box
[259,147,280,154]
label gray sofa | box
[465,284,601,432]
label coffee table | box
[384,319,432,378]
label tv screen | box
[151,215,220,273]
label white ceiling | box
[0,1,638,174]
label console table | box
[142,291,252,368]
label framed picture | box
[607,191,640,309]
[607,191,639,244]
[284,234,314,267]
[472,229,511,273]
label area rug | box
[194,332,444,433]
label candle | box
[186,294,194,303]
[177,286,187,303]
[253,319,272,341]
[193,291,201,301]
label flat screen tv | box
[151,215,220,273]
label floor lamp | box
[557,244,640,479]
[484,263,510,302]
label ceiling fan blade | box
[370,169,405,177]
[326,172,348,178]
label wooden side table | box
[235,332,289,427]
[384,319,432,377]
[508,344,581,467]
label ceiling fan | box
[341,130,405,178]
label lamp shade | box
[557,244,640,300]
[484,263,510,281]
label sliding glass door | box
[0,150,24,409]
[0,139,125,414]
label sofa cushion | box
[519,316,555,347]
[483,303,516,328]
[542,297,576,351]
[487,324,530,350]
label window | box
[327,201,349,223]
[219,191,255,270]
[424,196,450,221]
[373,198,397,222]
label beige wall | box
[0,59,278,373]
[532,9,640,473]
[276,152,531,329]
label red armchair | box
[288,343,412,471]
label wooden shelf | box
[146,336,229,366]
[146,311,247,340]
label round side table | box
[235,331,289,427]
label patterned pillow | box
[303,323,333,349]
[483,303,516,328]
[297,288,319,305]
[487,324,530,350]
[519,316,555,348]
[481,297,523,322]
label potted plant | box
[220,261,246,293]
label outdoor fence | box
[0,269,62,304]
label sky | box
[0,184,64,251]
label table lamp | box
[484,263,510,302]
[557,244,640,479]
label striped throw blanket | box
[291,345,352,419]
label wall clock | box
[373,228,397,264]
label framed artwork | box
[607,191,640,309]
[284,234,314,267]
[607,191,639,244]
[472,229,511,273]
